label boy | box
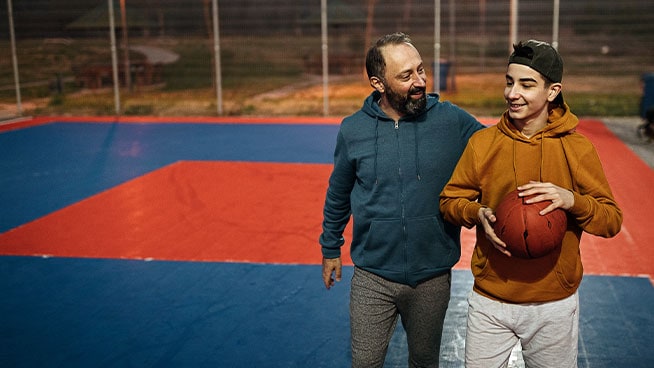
[439,40,622,367]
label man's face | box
[380,43,428,116]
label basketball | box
[493,189,567,259]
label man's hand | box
[478,206,511,257]
[322,257,342,289]
[518,181,574,215]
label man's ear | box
[370,76,385,93]
[548,83,562,102]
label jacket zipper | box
[394,120,408,282]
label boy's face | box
[504,63,562,127]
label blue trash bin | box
[432,60,450,91]
[640,73,654,119]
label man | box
[319,32,484,367]
[440,40,623,367]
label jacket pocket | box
[361,218,405,272]
[405,215,458,272]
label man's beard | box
[385,84,427,116]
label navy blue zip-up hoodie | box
[320,91,484,286]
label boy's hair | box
[366,32,413,80]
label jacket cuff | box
[321,246,341,259]
[568,191,590,218]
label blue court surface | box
[1,118,652,367]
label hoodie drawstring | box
[374,117,379,186]
[413,123,421,181]
[512,131,546,188]
[512,138,518,188]
[374,118,422,185]
[539,131,545,182]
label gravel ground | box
[601,117,654,168]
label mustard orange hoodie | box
[440,104,622,303]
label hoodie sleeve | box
[439,139,484,229]
[565,139,623,238]
[319,129,356,258]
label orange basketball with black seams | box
[493,189,568,259]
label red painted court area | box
[0,161,347,264]
[0,117,652,281]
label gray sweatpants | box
[465,290,579,368]
[349,267,451,368]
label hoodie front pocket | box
[406,216,457,272]
[361,218,405,272]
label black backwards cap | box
[509,40,564,105]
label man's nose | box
[414,73,426,87]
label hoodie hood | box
[497,102,579,187]
[361,90,441,121]
[497,102,578,141]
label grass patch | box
[566,93,639,117]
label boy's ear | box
[548,83,562,102]
[370,76,385,93]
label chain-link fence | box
[1,0,653,118]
